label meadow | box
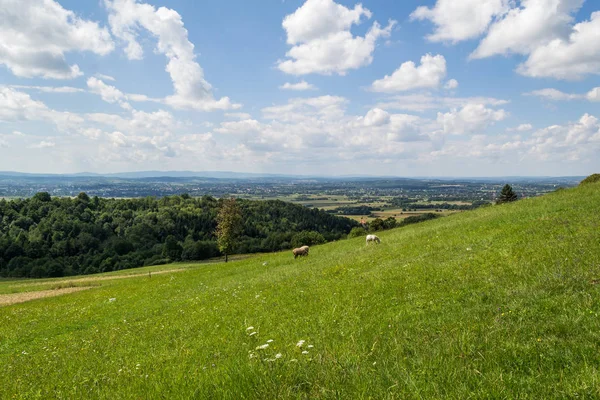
[1,182,600,398]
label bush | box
[348,227,367,238]
[291,231,326,248]
[580,174,600,185]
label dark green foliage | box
[580,173,600,185]
[291,231,326,248]
[331,205,381,215]
[348,227,367,238]
[496,184,518,204]
[369,218,385,232]
[400,213,440,227]
[0,193,357,278]
[216,198,243,262]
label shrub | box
[348,227,367,238]
[580,174,600,185]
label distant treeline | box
[0,193,358,278]
[388,198,490,210]
[327,205,382,216]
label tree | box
[497,184,518,204]
[216,198,243,262]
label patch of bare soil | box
[0,287,93,307]
[11,269,185,288]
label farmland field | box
[1,182,600,398]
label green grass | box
[2,183,600,399]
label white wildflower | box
[256,344,269,350]
[275,353,282,359]
[290,359,298,362]
[296,340,305,347]
[267,339,273,343]
[249,332,257,336]
[302,350,309,355]
[262,262,268,266]
[246,326,254,331]
[109,298,116,302]
[307,345,314,349]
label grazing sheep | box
[366,234,381,245]
[292,246,309,259]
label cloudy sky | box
[1,0,599,176]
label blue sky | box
[0,0,599,176]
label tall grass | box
[1,183,600,399]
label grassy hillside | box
[1,183,600,399]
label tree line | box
[0,193,357,278]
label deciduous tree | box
[216,198,243,262]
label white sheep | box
[366,234,381,245]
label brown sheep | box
[292,245,309,259]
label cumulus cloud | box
[428,113,600,164]
[362,108,391,127]
[104,0,240,111]
[515,123,533,131]
[437,103,508,135]
[0,0,113,79]
[471,0,583,59]
[87,77,131,109]
[517,11,600,79]
[375,94,509,113]
[371,54,447,93]
[410,0,510,43]
[277,0,395,75]
[525,86,600,102]
[444,79,459,90]
[279,81,317,91]
[586,87,600,102]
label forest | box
[0,193,358,278]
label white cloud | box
[0,87,51,122]
[438,103,508,135]
[279,81,317,91]
[375,94,509,113]
[362,108,390,127]
[30,140,56,149]
[516,123,533,131]
[444,79,459,90]
[586,87,600,102]
[410,0,509,43]
[225,113,252,120]
[0,0,113,79]
[517,11,600,79]
[86,77,132,110]
[278,0,395,75]
[8,85,84,94]
[371,54,447,93]
[471,0,583,59]
[525,88,582,100]
[105,0,240,111]
[95,73,116,82]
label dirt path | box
[10,268,185,288]
[0,287,94,306]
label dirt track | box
[0,287,93,306]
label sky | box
[0,0,599,177]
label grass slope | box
[1,183,600,399]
